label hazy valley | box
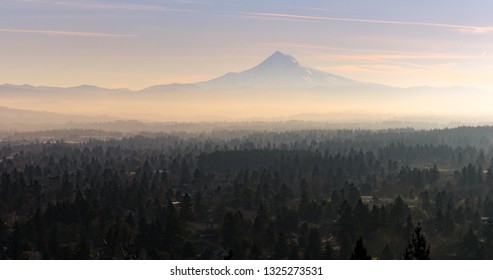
[2,52,493,132]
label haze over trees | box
[1,126,493,259]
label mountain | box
[139,83,202,94]
[197,51,364,89]
[65,84,130,94]
[0,106,116,125]
[1,51,492,123]
[0,84,129,95]
[0,51,459,94]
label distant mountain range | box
[1,51,492,124]
[0,106,116,123]
[0,51,384,94]
[0,50,481,93]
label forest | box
[2,126,493,259]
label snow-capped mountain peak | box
[198,51,361,89]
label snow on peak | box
[256,51,300,70]
[198,51,361,89]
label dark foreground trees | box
[1,127,493,259]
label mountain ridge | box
[0,51,487,93]
[0,106,117,124]
[196,51,365,89]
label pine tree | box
[274,231,289,259]
[404,223,430,260]
[305,227,322,259]
[351,237,371,260]
[180,193,194,221]
[323,242,335,260]
[461,229,479,259]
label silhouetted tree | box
[351,237,371,260]
[180,193,194,221]
[404,223,430,260]
[305,227,322,260]
[461,229,479,259]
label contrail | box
[0,28,136,37]
[244,12,493,34]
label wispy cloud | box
[310,53,492,63]
[243,12,493,34]
[260,43,492,65]
[17,0,193,13]
[0,28,136,37]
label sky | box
[2,0,493,91]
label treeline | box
[1,127,493,259]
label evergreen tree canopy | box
[404,223,430,260]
